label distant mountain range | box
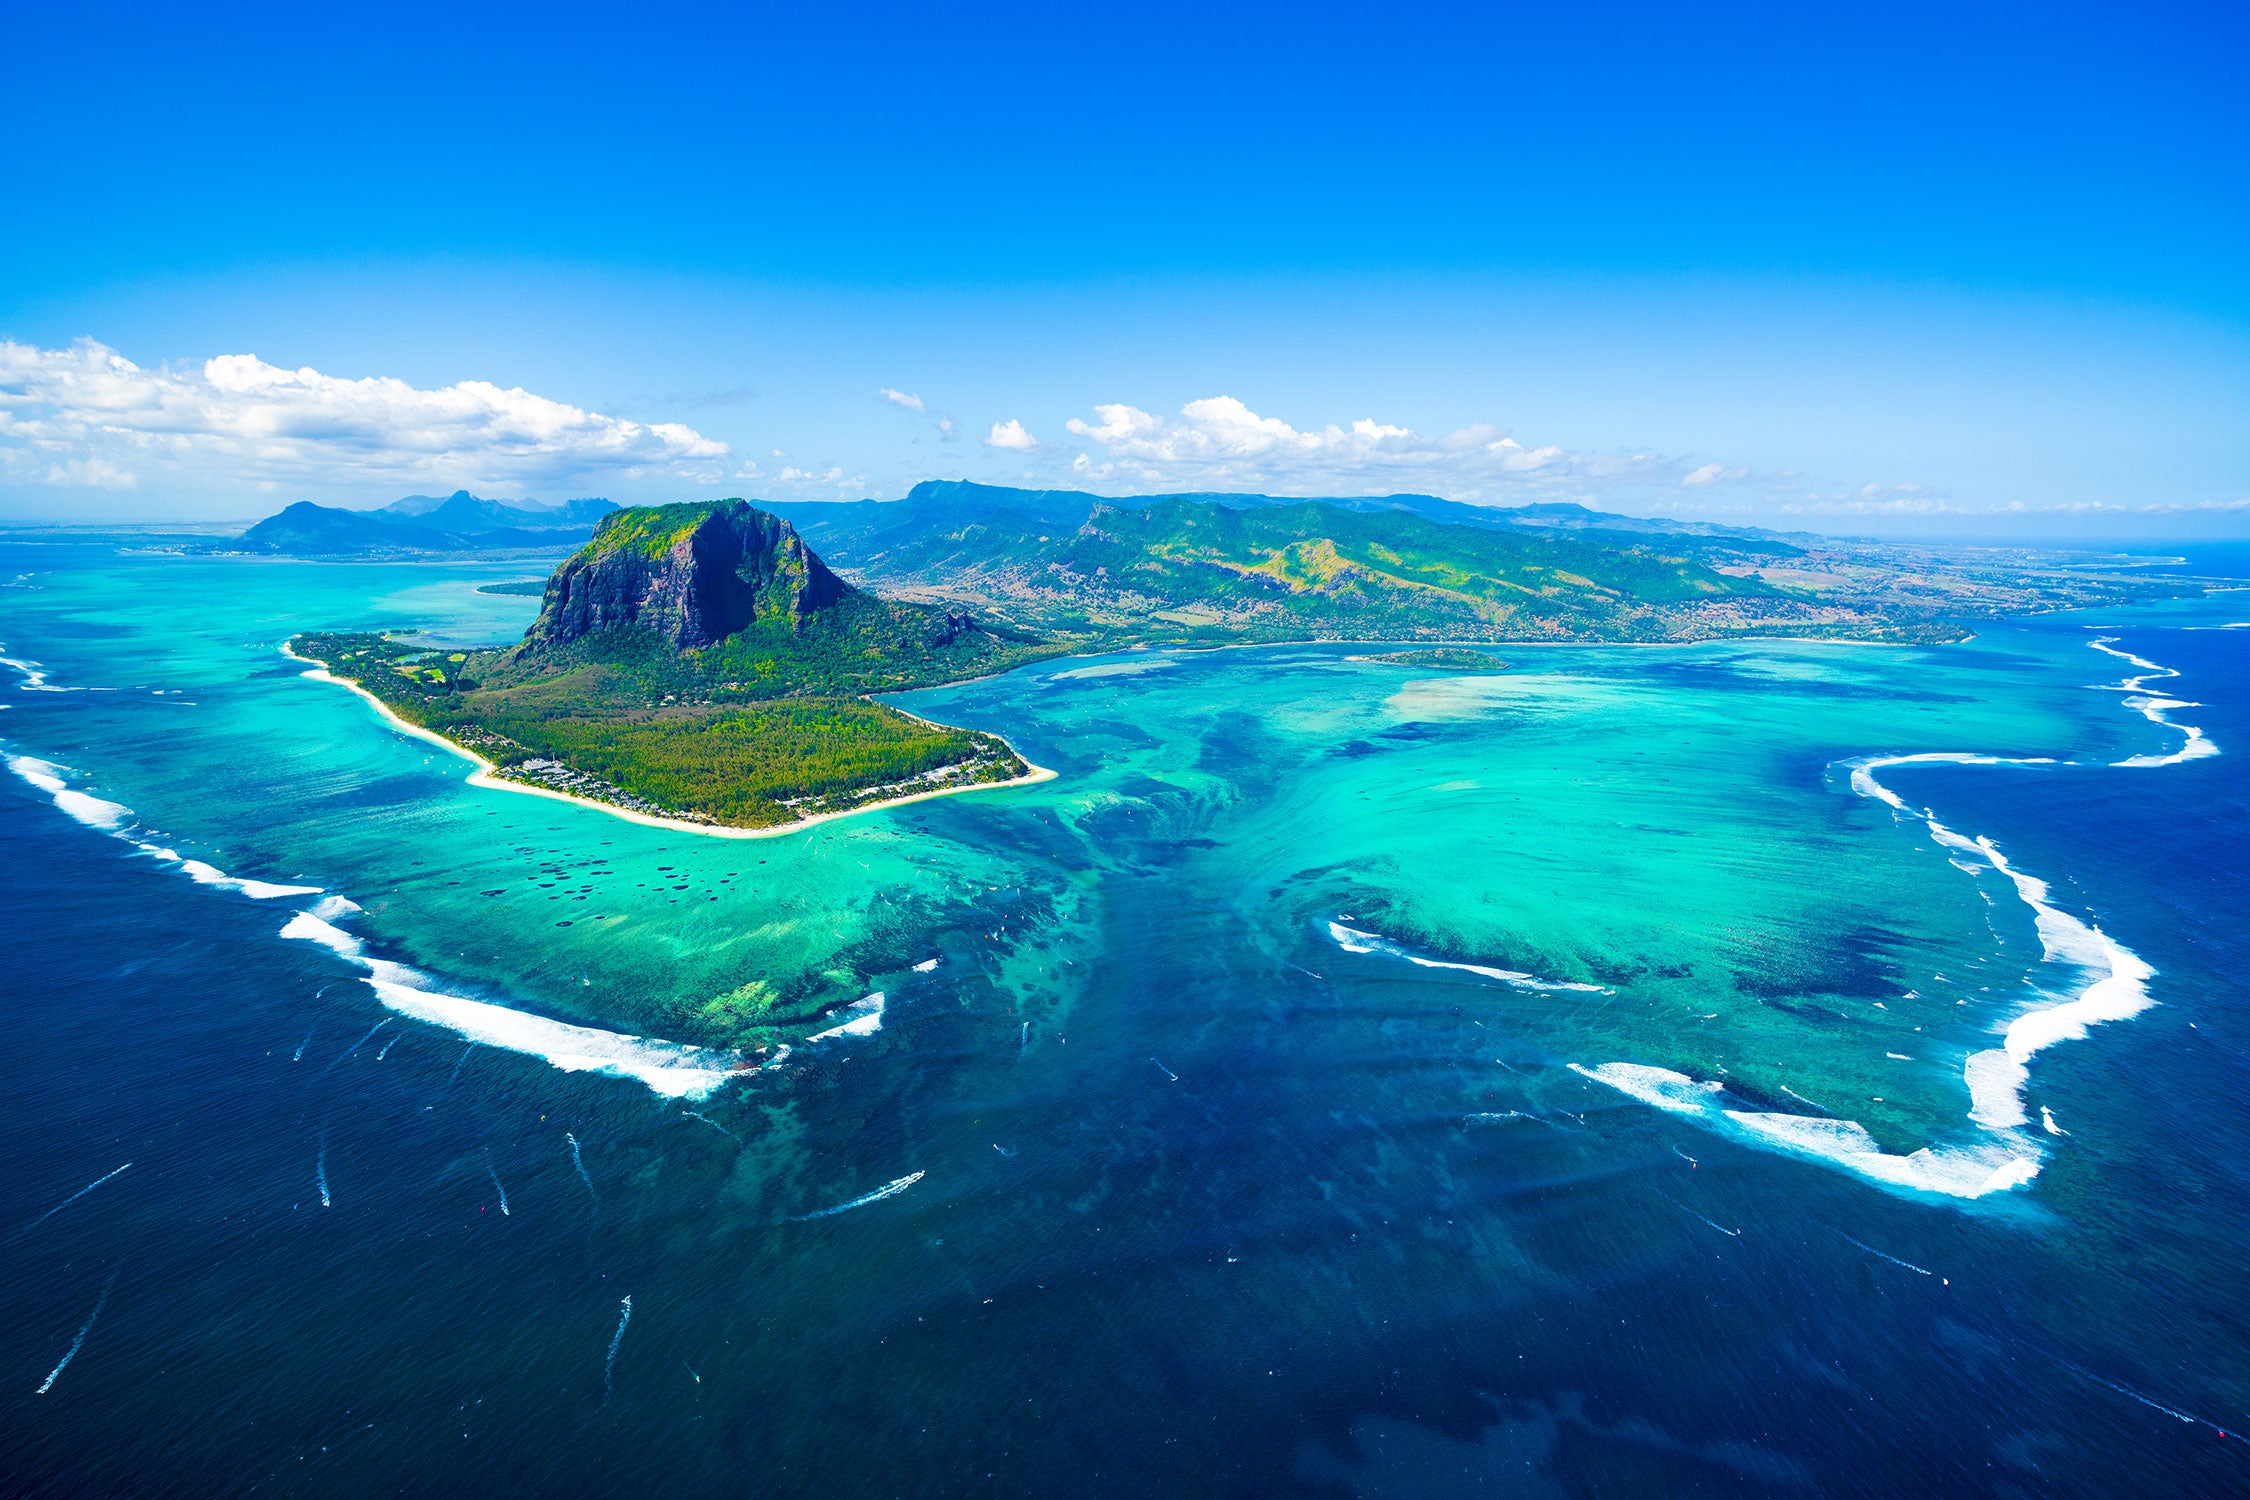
[235,491,619,555]
[761,480,2197,644]
[763,479,1816,558]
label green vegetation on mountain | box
[836,495,1802,642]
[784,485,2204,644]
[296,501,1054,830]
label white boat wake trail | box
[1574,635,2215,1200]
[36,1274,116,1394]
[790,1171,924,1221]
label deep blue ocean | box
[2,550,2248,1495]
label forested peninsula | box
[295,500,1056,831]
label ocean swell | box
[1329,922,1608,993]
[6,747,741,1102]
[1577,635,2208,1201]
[278,912,746,1100]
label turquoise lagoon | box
[1,543,2245,1494]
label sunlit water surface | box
[1,544,2246,1496]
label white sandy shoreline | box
[282,642,1057,841]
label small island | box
[1346,648,1511,671]
[296,500,1060,833]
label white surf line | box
[1,653,73,693]
[789,1171,925,1221]
[603,1295,632,1403]
[278,911,748,1101]
[2089,636,2219,767]
[482,1148,510,1215]
[36,1274,116,1394]
[804,992,884,1044]
[21,1163,131,1233]
[1328,921,1610,993]
[4,754,321,899]
[1574,635,2212,1201]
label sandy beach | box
[283,644,1057,840]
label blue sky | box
[3,0,2244,536]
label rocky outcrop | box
[526,500,851,650]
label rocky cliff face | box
[525,500,850,651]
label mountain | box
[239,502,463,555]
[772,489,1800,642]
[375,491,619,533]
[292,501,1054,863]
[765,481,2195,642]
[765,480,1814,561]
[235,492,619,555]
[525,500,847,652]
[486,500,1022,696]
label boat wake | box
[1573,634,2214,1201]
[789,1171,924,1221]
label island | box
[294,489,2209,836]
[294,500,1059,832]
[1345,648,1511,671]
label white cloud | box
[985,418,1038,451]
[1051,395,1677,502]
[1682,462,1725,487]
[0,338,731,494]
[772,464,867,496]
[879,385,959,439]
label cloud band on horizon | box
[0,338,730,494]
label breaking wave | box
[277,912,745,1100]
[1329,922,1608,993]
[1575,634,2211,1201]
[5,746,745,1103]
[806,991,885,1043]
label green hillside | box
[296,501,1055,831]
[850,495,1794,641]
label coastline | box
[282,643,1058,841]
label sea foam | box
[277,912,745,1100]
[806,992,885,1043]
[1329,922,1607,993]
[7,756,131,830]
[1569,1062,2041,1199]
[1576,635,2206,1201]
[8,754,324,896]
